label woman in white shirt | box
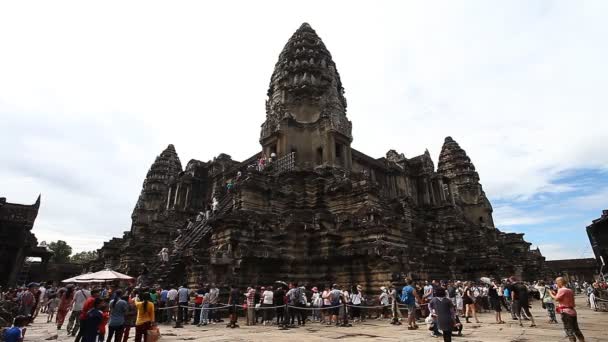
[311,287,322,322]
[261,286,274,325]
[350,285,364,323]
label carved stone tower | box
[260,23,353,169]
[437,136,495,228]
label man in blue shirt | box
[3,316,27,342]
[159,287,169,323]
[176,284,190,327]
[401,279,420,330]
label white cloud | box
[493,205,563,227]
[539,244,594,261]
[1,1,607,252]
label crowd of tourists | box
[2,276,598,342]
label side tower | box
[437,137,495,227]
[261,23,352,170]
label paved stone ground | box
[25,296,606,341]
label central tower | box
[260,23,353,169]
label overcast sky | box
[1,0,607,260]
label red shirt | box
[555,287,577,316]
[99,311,109,334]
[80,297,96,320]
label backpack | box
[290,288,300,302]
[330,290,341,305]
[399,286,410,304]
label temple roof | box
[145,144,182,181]
[267,23,347,113]
[437,136,480,182]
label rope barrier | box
[157,303,426,311]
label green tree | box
[48,240,72,263]
[71,250,98,264]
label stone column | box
[166,187,173,210]
[448,182,456,206]
[184,185,190,210]
[427,178,435,205]
[422,178,431,205]
[174,184,181,208]
[438,179,446,202]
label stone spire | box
[437,136,480,184]
[132,144,182,217]
[262,23,351,140]
[144,144,182,182]
[437,137,494,228]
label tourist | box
[535,280,558,324]
[261,286,274,325]
[148,289,158,322]
[134,292,155,342]
[157,286,168,323]
[322,285,332,323]
[503,281,516,319]
[378,286,389,319]
[286,283,301,326]
[68,285,91,336]
[18,283,36,321]
[158,248,169,263]
[75,288,101,342]
[55,285,73,330]
[227,284,240,328]
[388,285,401,325]
[455,282,464,315]
[98,301,110,342]
[107,290,128,342]
[510,277,535,327]
[462,282,479,323]
[274,285,286,326]
[329,284,343,326]
[81,298,104,342]
[207,284,220,323]
[192,285,205,325]
[430,287,455,341]
[549,277,585,342]
[489,280,504,324]
[166,286,178,323]
[423,281,434,303]
[3,315,27,342]
[176,284,190,327]
[298,285,308,325]
[46,294,59,323]
[589,283,599,311]
[35,283,47,317]
[350,285,363,323]
[245,287,256,326]
[198,292,210,326]
[341,286,350,324]
[401,279,419,330]
[120,293,137,342]
[212,197,219,214]
[311,287,322,322]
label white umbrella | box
[62,273,93,283]
[75,269,134,282]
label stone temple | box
[91,23,545,288]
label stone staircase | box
[155,193,235,285]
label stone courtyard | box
[25,296,606,342]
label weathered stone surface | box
[0,195,50,287]
[92,23,545,287]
